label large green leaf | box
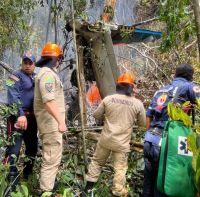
[188,132,197,154]
[167,102,192,126]
[195,168,200,192]
[63,188,73,197]
[188,132,200,192]
[41,192,53,197]
[19,184,29,197]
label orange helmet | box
[117,72,135,85]
[41,43,63,58]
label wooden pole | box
[54,0,58,43]
[76,37,87,123]
[193,0,200,60]
[0,61,13,74]
[71,0,88,167]
[45,0,53,43]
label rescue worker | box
[6,52,38,184]
[143,64,200,197]
[83,73,146,197]
[34,43,67,193]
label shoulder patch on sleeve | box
[44,75,54,83]
[6,79,15,87]
[40,72,55,92]
[6,74,20,87]
[193,86,200,93]
[45,83,53,92]
[157,94,167,106]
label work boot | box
[81,181,95,197]
[23,158,34,180]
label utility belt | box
[144,127,163,146]
[148,127,163,136]
[7,111,34,136]
[7,111,34,126]
[24,111,34,116]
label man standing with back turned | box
[143,64,200,197]
[83,72,146,197]
[34,43,67,194]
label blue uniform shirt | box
[146,77,200,129]
[7,70,36,117]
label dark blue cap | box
[22,52,36,63]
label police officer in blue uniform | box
[5,52,38,186]
[143,64,200,197]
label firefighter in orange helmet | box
[34,43,67,193]
[83,72,146,196]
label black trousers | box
[143,141,167,197]
[6,114,38,178]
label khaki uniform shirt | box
[94,94,146,152]
[34,67,65,133]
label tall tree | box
[193,0,200,59]
[158,0,195,51]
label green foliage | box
[0,103,19,119]
[41,191,53,197]
[11,184,29,197]
[72,0,86,16]
[188,132,200,192]
[159,0,196,51]
[63,188,73,197]
[0,103,24,196]
[57,153,84,194]
[41,188,73,197]
[127,152,144,196]
[120,31,132,43]
[103,5,114,19]
[0,0,40,56]
[92,174,113,197]
[167,102,192,127]
[0,103,19,148]
[0,164,9,197]
[48,0,86,22]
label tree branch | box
[127,45,171,83]
[0,61,13,74]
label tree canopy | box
[0,0,40,56]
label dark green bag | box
[157,120,196,197]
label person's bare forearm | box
[45,100,64,124]
[146,116,152,130]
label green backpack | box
[157,120,196,197]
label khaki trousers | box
[39,131,63,191]
[86,143,128,196]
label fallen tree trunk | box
[67,126,144,153]
[0,61,13,74]
[78,130,144,153]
